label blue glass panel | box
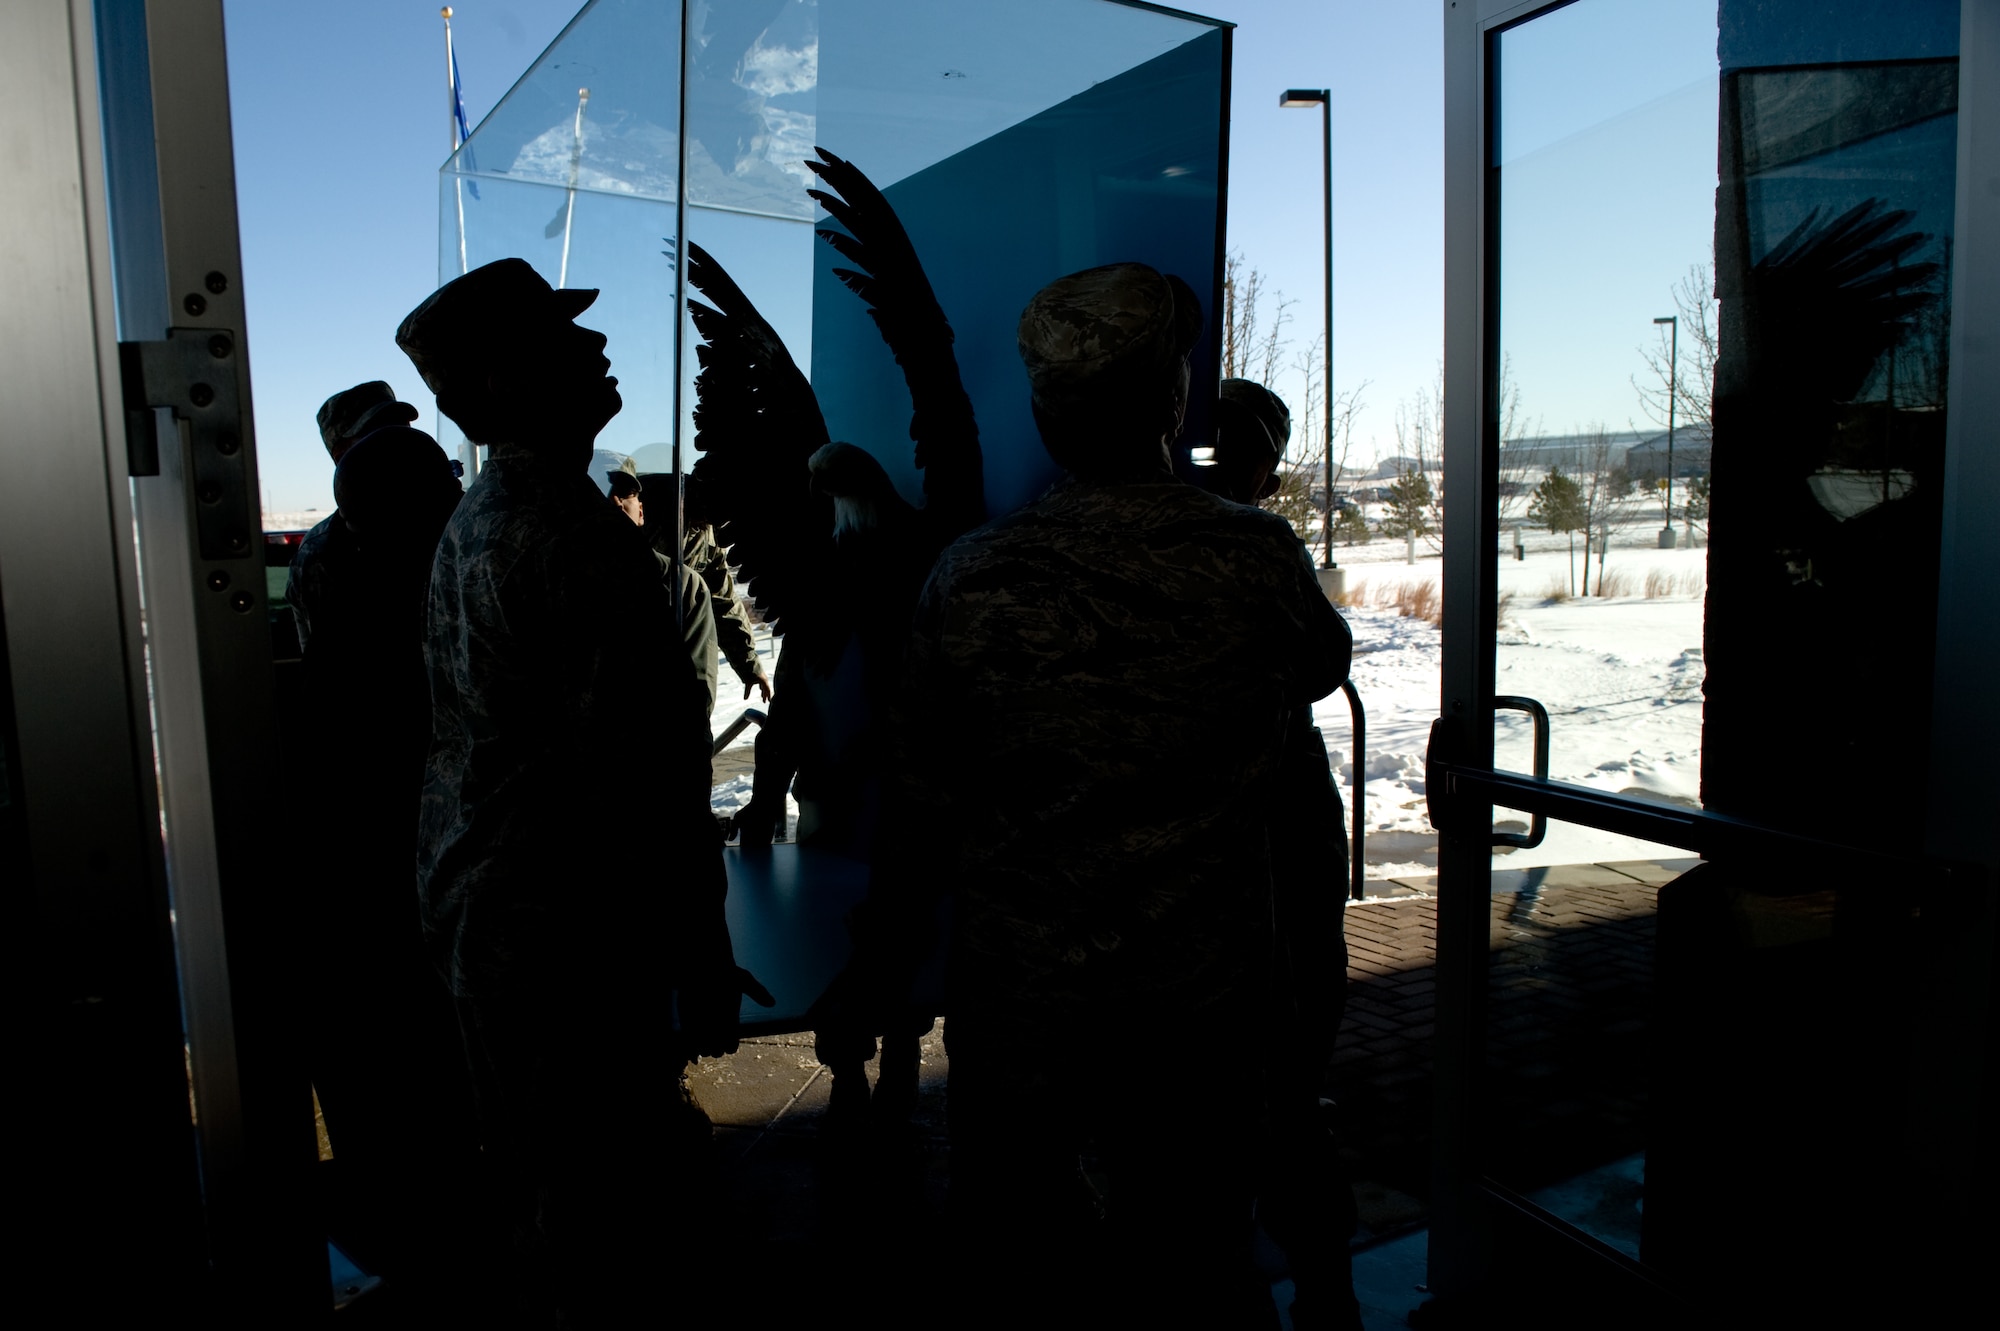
[1719,0,1958,69]
[811,29,1228,517]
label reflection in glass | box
[1705,50,1957,840]
[1486,0,1960,1298]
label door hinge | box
[118,329,252,561]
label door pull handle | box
[1492,695,1549,849]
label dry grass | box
[1339,577,1444,626]
[1643,567,1706,598]
[1594,567,1637,599]
[1392,579,1442,625]
[1541,574,1571,603]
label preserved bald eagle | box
[685,147,986,850]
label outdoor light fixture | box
[1653,314,1678,549]
[1281,87,1334,568]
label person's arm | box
[284,556,313,652]
[1273,526,1354,704]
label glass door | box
[1433,0,1990,1321]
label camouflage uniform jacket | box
[896,474,1352,1024]
[681,524,764,688]
[284,511,350,652]
[419,447,726,998]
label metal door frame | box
[1433,0,2000,1307]
[1,0,208,1311]
[4,0,325,1315]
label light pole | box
[1282,87,1334,568]
[1653,314,1677,549]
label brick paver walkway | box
[688,858,1697,1254]
[1331,859,1694,1233]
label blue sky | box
[226,1,1717,513]
[227,0,1453,512]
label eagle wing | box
[686,239,834,639]
[805,147,987,543]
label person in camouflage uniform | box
[1205,377,1363,1331]
[894,264,1352,1324]
[599,460,725,715]
[398,258,762,1325]
[291,427,481,1280]
[285,380,421,650]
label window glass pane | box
[1486,0,1959,1281]
[445,0,1228,799]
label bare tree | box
[1493,353,1544,521]
[1576,426,1636,595]
[1633,260,1719,434]
[1261,332,1368,550]
[1393,367,1446,552]
[1221,250,1295,381]
[1901,236,1951,412]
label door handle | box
[1492,695,1549,848]
[1339,678,1366,901]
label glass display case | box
[441,0,1231,515]
[442,0,1231,1029]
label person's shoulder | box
[293,512,342,562]
[1169,482,1289,530]
[924,497,1059,590]
[1170,486,1316,554]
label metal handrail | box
[710,706,767,758]
[1339,678,1367,901]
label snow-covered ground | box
[1316,523,1708,879]
[704,523,1709,877]
[707,625,799,829]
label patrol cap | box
[396,258,600,394]
[1016,263,1204,414]
[316,381,419,459]
[1216,378,1293,463]
[588,448,638,498]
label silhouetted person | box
[397,258,766,1326]
[1204,377,1361,1331]
[287,380,421,650]
[295,427,478,1280]
[865,264,1349,1325]
[599,459,728,716]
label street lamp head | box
[1653,315,1676,326]
[1280,89,1330,108]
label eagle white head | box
[809,441,912,537]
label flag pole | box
[668,1,691,634]
[443,8,476,480]
[558,88,590,289]
[444,8,468,277]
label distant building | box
[1496,430,1647,477]
[1495,426,1711,486]
[1361,454,1443,481]
[1624,423,1712,482]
